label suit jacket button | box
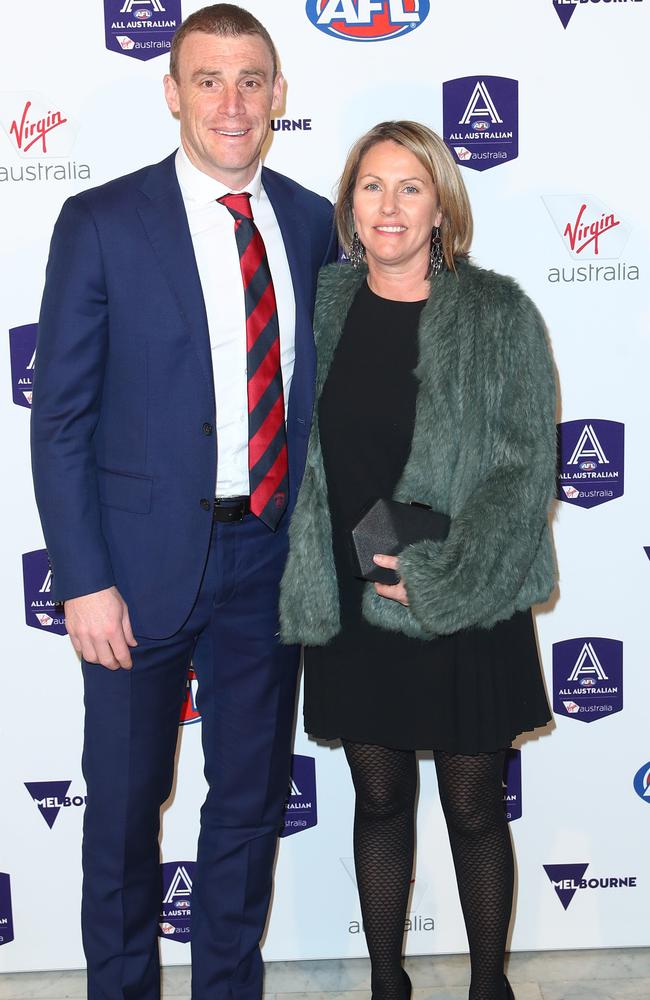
[202,422,213,435]
[200,498,211,511]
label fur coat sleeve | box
[280,261,557,645]
[394,284,556,635]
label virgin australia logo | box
[0,94,75,158]
[564,203,620,256]
[544,196,631,260]
[543,195,638,284]
[342,859,434,933]
[9,101,67,154]
[0,92,90,184]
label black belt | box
[213,496,250,523]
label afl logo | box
[179,665,201,726]
[306,0,430,42]
[633,762,650,803]
[580,460,597,471]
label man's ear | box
[271,72,285,116]
[163,74,180,116]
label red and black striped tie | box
[218,192,288,529]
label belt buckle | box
[229,502,246,523]
[213,497,248,523]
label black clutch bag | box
[349,498,450,586]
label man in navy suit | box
[31,5,334,998]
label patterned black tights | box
[343,742,513,1000]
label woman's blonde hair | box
[335,120,473,272]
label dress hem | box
[304,713,553,754]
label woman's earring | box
[427,226,444,278]
[349,231,366,269]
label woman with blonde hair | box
[280,121,556,1000]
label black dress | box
[303,281,552,754]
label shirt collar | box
[175,144,263,207]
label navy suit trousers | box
[81,514,300,1000]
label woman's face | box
[352,140,443,277]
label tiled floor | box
[0,949,649,999]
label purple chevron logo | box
[544,863,589,909]
[25,780,72,828]
[24,781,87,828]
[553,1,578,29]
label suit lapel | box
[137,153,214,400]
[261,168,314,421]
[261,168,310,330]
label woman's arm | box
[397,290,556,634]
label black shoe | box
[370,971,411,1000]
[504,976,515,1000]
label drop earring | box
[349,231,366,269]
[427,226,444,278]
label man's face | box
[164,31,283,188]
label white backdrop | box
[1,0,649,974]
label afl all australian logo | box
[306,1,430,42]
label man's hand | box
[64,586,138,670]
[372,554,410,606]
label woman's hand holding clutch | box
[372,554,409,606]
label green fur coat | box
[280,259,557,645]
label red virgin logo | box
[563,203,621,256]
[543,195,631,263]
[9,101,68,154]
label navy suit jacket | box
[31,152,335,639]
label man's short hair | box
[169,3,279,81]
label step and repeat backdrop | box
[1,0,649,975]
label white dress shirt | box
[175,145,296,496]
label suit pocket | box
[97,467,153,514]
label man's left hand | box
[372,554,409,606]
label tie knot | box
[218,192,253,221]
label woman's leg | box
[343,741,417,1000]
[434,750,513,1000]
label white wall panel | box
[1,0,648,972]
